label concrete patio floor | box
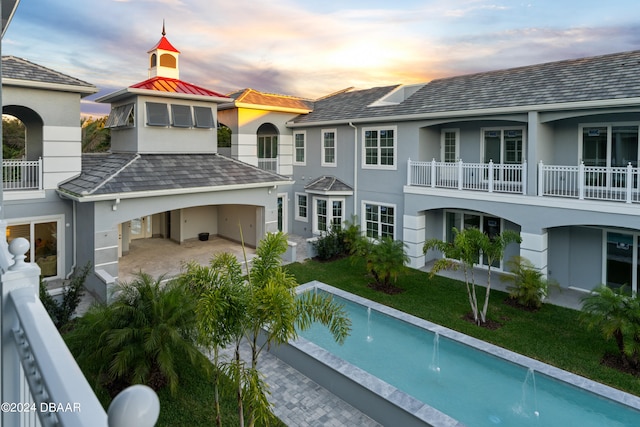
[118,236,257,283]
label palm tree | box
[580,285,640,368]
[424,227,520,325]
[179,231,351,427]
[66,273,203,395]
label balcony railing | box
[407,159,527,194]
[258,157,278,173]
[406,159,640,204]
[538,162,640,203]
[2,158,42,191]
[1,235,159,427]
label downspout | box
[349,122,358,217]
[65,200,77,279]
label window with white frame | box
[7,216,63,279]
[295,193,308,222]
[441,129,459,162]
[580,124,639,167]
[294,131,306,165]
[322,129,337,167]
[444,210,503,267]
[482,128,525,164]
[363,127,396,169]
[313,197,344,233]
[363,202,395,239]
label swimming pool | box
[269,281,640,427]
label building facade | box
[3,30,640,297]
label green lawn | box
[285,257,640,397]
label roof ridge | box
[87,153,140,195]
[430,49,640,84]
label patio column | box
[520,229,548,277]
[403,212,426,269]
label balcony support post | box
[578,162,585,200]
[626,162,633,204]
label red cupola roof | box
[147,21,180,53]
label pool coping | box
[275,281,640,427]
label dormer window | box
[105,103,135,128]
[194,106,215,129]
[171,104,192,128]
[146,102,170,126]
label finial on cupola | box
[162,19,166,36]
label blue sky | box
[3,0,639,116]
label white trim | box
[441,128,460,162]
[57,179,291,202]
[312,196,345,234]
[361,200,397,240]
[295,192,308,222]
[361,125,397,170]
[321,129,337,167]
[293,131,306,166]
[6,214,65,280]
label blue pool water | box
[298,289,640,427]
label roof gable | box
[227,88,314,112]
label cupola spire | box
[147,21,180,79]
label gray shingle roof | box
[59,153,291,198]
[2,56,96,90]
[291,50,640,124]
[304,176,353,193]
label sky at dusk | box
[3,0,639,116]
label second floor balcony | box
[407,158,640,204]
[2,158,42,191]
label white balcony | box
[407,159,527,194]
[538,162,640,203]
[406,159,640,204]
[1,232,160,427]
[2,158,42,191]
[258,157,279,173]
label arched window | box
[150,53,157,68]
[257,123,278,172]
[159,54,176,68]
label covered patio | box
[118,236,257,283]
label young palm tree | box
[581,285,640,368]
[424,227,520,325]
[240,231,351,427]
[179,231,351,427]
[66,273,202,395]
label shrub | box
[313,225,347,260]
[502,256,552,309]
[39,262,90,330]
[65,273,203,395]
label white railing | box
[407,158,526,194]
[538,162,640,203]
[1,235,160,427]
[258,157,278,173]
[2,158,42,191]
